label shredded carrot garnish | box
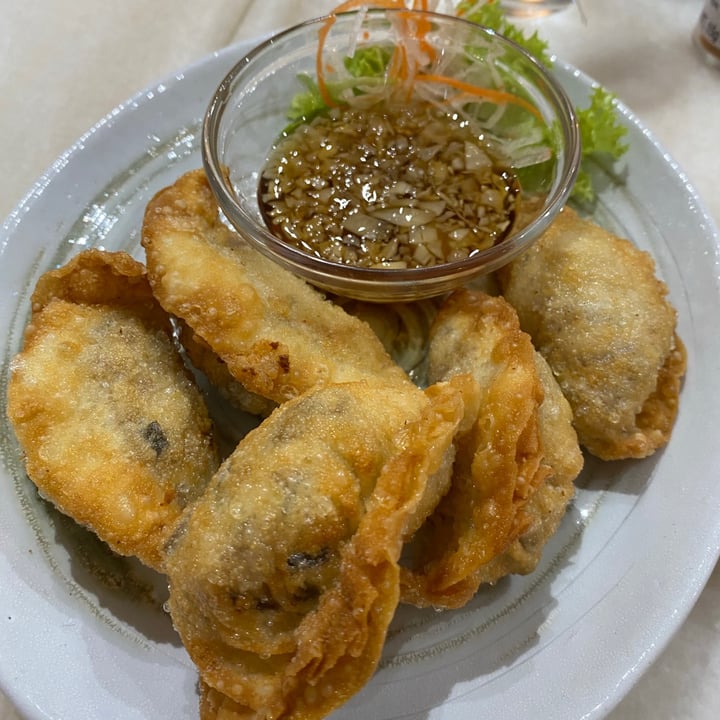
[413,12,437,64]
[316,1,538,120]
[315,14,338,107]
[416,73,542,118]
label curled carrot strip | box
[416,73,542,118]
[316,14,338,107]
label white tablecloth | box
[1,1,718,718]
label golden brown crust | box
[179,322,278,418]
[499,206,685,460]
[141,169,408,404]
[30,247,160,317]
[587,333,687,460]
[6,250,218,570]
[472,351,582,584]
[400,290,549,609]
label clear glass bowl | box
[203,9,580,302]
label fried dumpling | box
[400,289,550,609]
[498,206,686,460]
[141,170,409,405]
[6,249,218,570]
[164,378,464,720]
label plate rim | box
[2,36,720,720]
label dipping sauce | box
[259,97,520,269]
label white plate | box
[1,39,720,720]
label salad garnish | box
[312,0,540,118]
[459,0,628,203]
[289,0,628,206]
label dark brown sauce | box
[259,96,520,269]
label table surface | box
[1,1,719,718]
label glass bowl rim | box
[202,7,582,285]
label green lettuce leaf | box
[574,86,629,203]
[285,74,328,132]
[343,45,393,78]
[577,85,629,158]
